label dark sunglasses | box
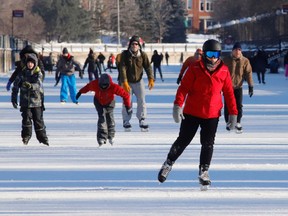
[205,51,221,58]
[131,43,139,46]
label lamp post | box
[117,0,120,45]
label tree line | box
[0,0,287,44]
[0,0,186,44]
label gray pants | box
[122,79,147,122]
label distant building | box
[184,0,215,33]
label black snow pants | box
[21,107,48,142]
[167,114,219,167]
[224,88,243,123]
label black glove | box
[125,106,132,115]
[248,86,253,97]
[22,81,32,89]
[6,80,12,91]
[12,101,18,109]
[176,75,182,85]
[79,70,84,79]
[76,92,82,100]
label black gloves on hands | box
[11,97,18,109]
[248,86,253,97]
[22,81,32,89]
[12,102,18,109]
[76,92,82,100]
[79,70,84,79]
[176,75,182,85]
[125,106,132,115]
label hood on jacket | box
[20,45,38,61]
[25,53,38,70]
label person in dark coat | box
[76,74,131,146]
[284,51,288,79]
[254,49,268,84]
[165,52,169,66]
[11,53,49,146]
[6,45,45,91]
[151,50,164,82]
[83,49,100,81]
[97,52,106,74]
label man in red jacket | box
[76,74,131,146]
[158,39,238,190]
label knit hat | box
[233,42,242,50]
[62,47,68,54]
[128,35,141,49]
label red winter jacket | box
[174,60,238,119]
[79,76,130,107]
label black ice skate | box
[158,159,174,183]
[22,137,31,145]
[98,139,106,147]
[198,164,211,191]
[40,138,49,146]
[108,138,114,145]
[139,118,149,132]
[123,121,132,132]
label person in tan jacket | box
[222,42,254,133]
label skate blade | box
[141,128,149,132]
[124,128,131,132]
[235,130,243,134]
[200,184,209,191]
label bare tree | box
[212,0,288,42]
[0,0,44,42]
[150,0,172,43]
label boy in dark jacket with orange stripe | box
[76,74,131,146]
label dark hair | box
[62,47,68,54]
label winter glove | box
[226,115,237,131]
[248,86,253,97]
[6,80,12,91]
[125,106,132,115]
[176,75,182,85]
[122,81,131,93]
[11,97,18,109]
[173,104,184,123]
[12,102,18,109]
[148,79,154,90]
[76,92,82,100]
[79,70,84,79]
[22,81,32,89]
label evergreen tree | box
[162,0,186,43]
[32,0,91,42]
